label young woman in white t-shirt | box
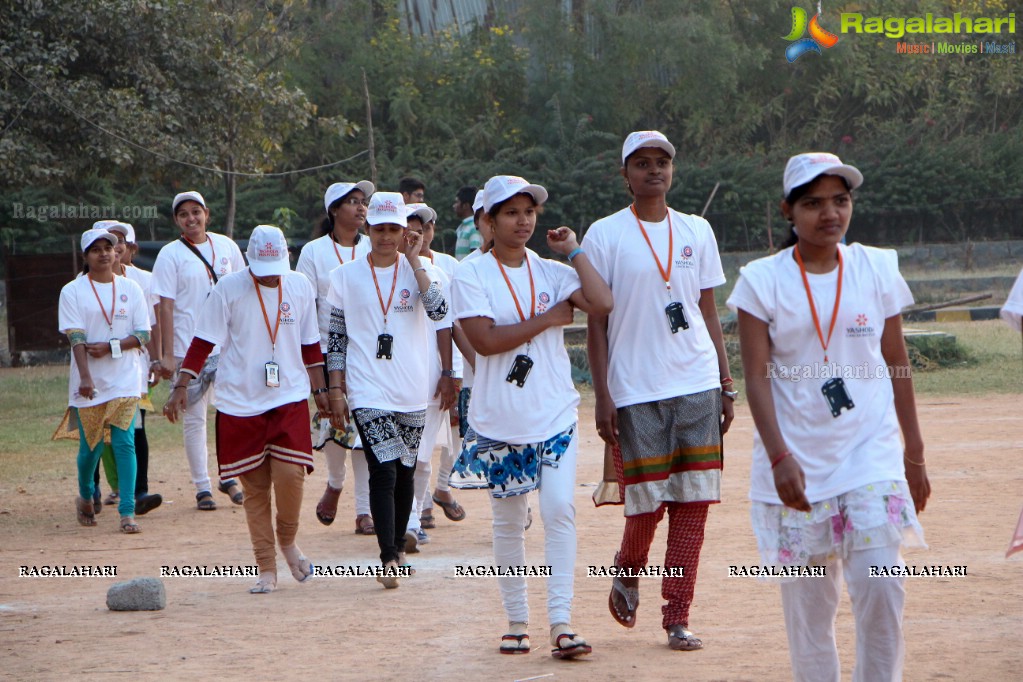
[56,230,151,533]
[153,191,246,511]
[325,192,448,587]
[451,175,612,659]
[728,152,931,682]
[296,181,375,534]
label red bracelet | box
[720,377,734,385]
[770,451,791,469]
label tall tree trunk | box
[223,155,236,238]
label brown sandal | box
[76,497,97,527]
[355,514,375,535]
[316,484,342,526]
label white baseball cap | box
[81,229,118,253]
[246,225,290,277]
[323,180,375,212]
[621,130,676,164]
[482,176,548,213]
[472,189,484,213]
[366,192,407,228]
[93,220,136,244]
[405,202,437,225]
[172,191,207,213]
[783,152,863,198]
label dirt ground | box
[1,394,1021,681]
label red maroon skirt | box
[215,400,315,479]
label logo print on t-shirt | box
[280,301,295,324]
[847,313,875,338]
[676,245,696,269]
[537,291,551,314]
[394,288,414,312]
[120,294,128,302]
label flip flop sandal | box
[104,491,119,506]
[76,497,97,527]
[550,625,592,660]
[119,516,142,534]
[218,480,244,505]
[396,553,416,577]
[667,625,703,651]
[250,572,277,594]
[355,514,376,535]
[608,575,639,628]
[500,634,531,655]
[431,494,466,522]
[420,511,436,529]
[316,484,342,526]
[196,490,217,511]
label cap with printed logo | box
[621,130,676,165]
[472,189,484,213]
[93,220,136,244]
[406,203,437,225]
[246,225,290,277]
[366,192,407,228]
[172,191,207,213]
[324,181,376,213]
[482,176,548,213]
[81,229,118,253]
[783,152,863,198]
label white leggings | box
[182,377,214,493]
[781,543,906,682]
[323,441,371,516]
[491,435,577,626]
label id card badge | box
[665,301,689,333]
[821,377,854,417]
[506,354,534,387]
[265,361,281,388]
[109,338,122,359]
[376,333,393,360]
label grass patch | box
[908,320,1022,394]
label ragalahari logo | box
[784,2,839,62]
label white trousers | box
[182,376,214,493]
[491,435,577,626]
[433,423,459,493]
[323,441,371,516]
[407,402,447,532]
[781,544,906,682]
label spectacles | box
[341,197,369,207]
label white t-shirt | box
[426,251,463,379]
[424,264,453,403]
[458,249,484,388]
[193,269,320,417]
[296,233,371,351]
[727,243,914,504]
[124,265,156,394]
[327,254,441,413]
[151,234,246,357]
[58,274,151,408]
[582,206,727,408]
[1001,266,1023,332]
[451,248,581,443]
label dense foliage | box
[1,0,1020,257]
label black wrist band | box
[312,388,329,395]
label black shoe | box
[134,493,163,516]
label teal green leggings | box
[76,410,136,517]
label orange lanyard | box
[794,246,843,363]
[87,274,116,333]
[251,273,283,357]
[493,251,535,322]
[368,254,400,328]
[630,204,674,294]
[184,234,217,282]
[330,234,356,265]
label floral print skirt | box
[450,423,575,499]
[750,480,926,577]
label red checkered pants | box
[615,501,710,630]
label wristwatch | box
[441,369,456,378]
[721,389,739,401]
